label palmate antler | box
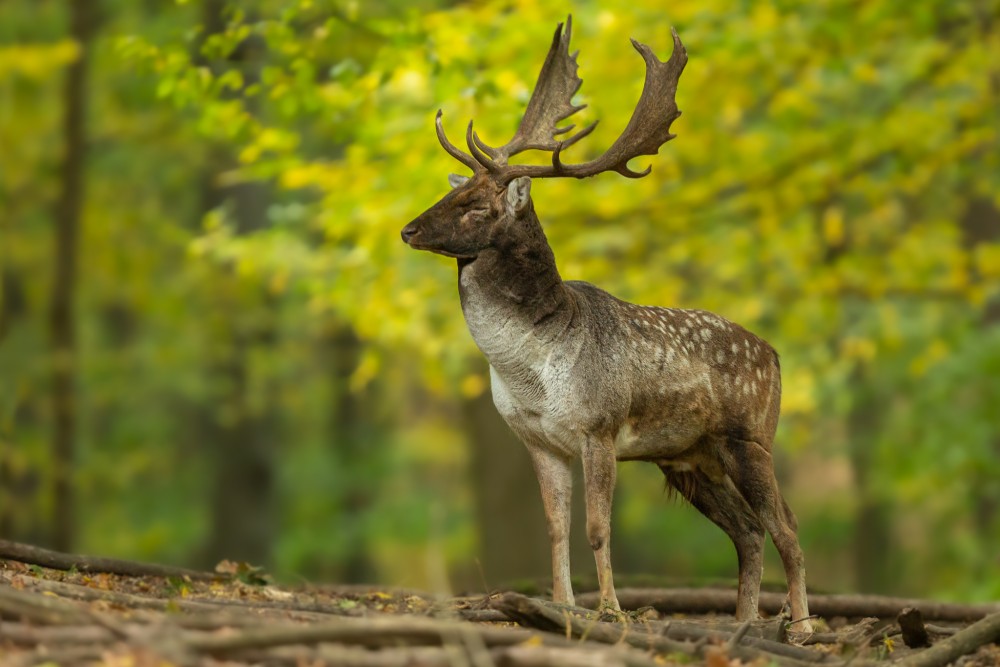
[436,16,687,184]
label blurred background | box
[1,0,998,600]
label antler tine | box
[465,121,497,171]
[501,26,687,183]
[477,15,589,165]
[435,110,485,174]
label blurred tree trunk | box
[197,1,277,568]
[848,375,892,594]
[0,270,43,542]
[327,325,376,583]
[811,198,895,594]
[48,0,94,552]
[962,197,1000,537]
[463,388,551,589]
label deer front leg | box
[527,446,575,605]
[582,437,620,612]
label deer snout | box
[400,223,419,244]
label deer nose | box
[400,224,418,244]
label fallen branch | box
[491,592,830,666]
[237,643,658,667]
[0,539,218,581]
[236,645,456,667]
[0,585,93,625]
[576,588,1000,622]
[0,622,114,646]
[186,613,661,666]
[893,610,1000,667]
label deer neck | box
[457,211,572,368]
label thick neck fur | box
[457,203,573,366]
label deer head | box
[401,16,688,258]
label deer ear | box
[448,173,469,189]
[506,177,532,213]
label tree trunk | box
[196,3,277,568]
[328,325,376,583]
[961,197,1000,539]
[1,270,27,539]
[48,0,94,552]
[463,388,552,590]
[848,374,892,594]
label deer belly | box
[613,422,694,460]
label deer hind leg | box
[527,446,575,605]
[582,437,620,612]
[727,439,812,632]
[661,466,765,621]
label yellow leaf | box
[975,243,1000,279]
[459,373,486,398]
[822,206,845,246]
[853,63,880,83]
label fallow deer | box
[400,16,811,630]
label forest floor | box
[2,540,1000,667]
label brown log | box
[185,613,643,658]
[575,587,1000,622]
[0,584,92,625]
[238,645,456,667]
[8,646,108,667]
[0,622,114,645]
[494,645,632,667]
[893,611,1000,667]
[491,592,830,666]
[0,539,218,580]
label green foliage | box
[1,0,998,597]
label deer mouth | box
[401,229,477,259]
[408,242,477,260]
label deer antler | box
[473,16,595,165]
[434,17,687,183]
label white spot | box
[756,368,763,380]
[700,328,712,341]
[731,343,739,354]
[669,325,677,333]
[715,350,725,364]
[680,326,689,336]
